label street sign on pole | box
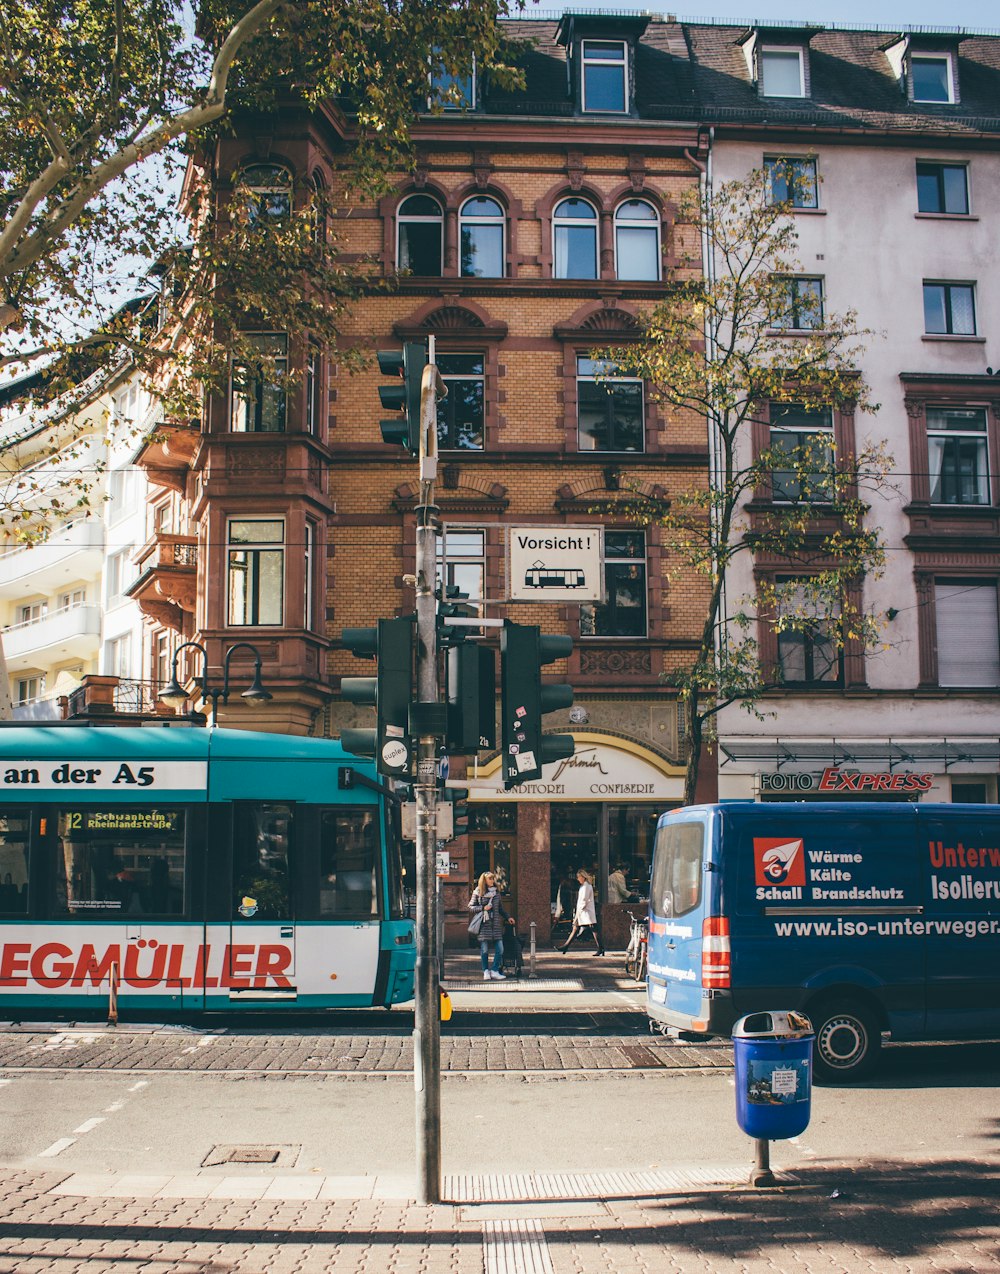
[506,526,603,602]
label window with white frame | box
[923,282,976,335]
[17,601,46,625]
[774,577,842,686]
[106,549,132,606]
[227,518,284,626]
[397,194,443,276]
[916,161,969,215]
[15,675,44,706]
[108,468,138,521]
[105,634,131,678]
[304,519,316,630]
[429,51,475,109]
[910,53,955,103]
[438,529,486,626]
[58,588,86,610]
[577,358,643,453]
[770,404,835,502]
[241,163,292,225]
[581,40,628,113]
[765,156,818,208]
[614,199,659,281]
[771,276,823,330]
[553,197,598,280]
[436,354,485,451]
[154,631,173,687]
[935,582,1000,686]
[459,197,504,278]
[230,334,288,432]
[305,344,322,434]
[759,47,805,97]
[112,380,140,425]
[580,531,647,638]
[927,406,989,506]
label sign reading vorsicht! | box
[507,527,603,602]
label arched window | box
[397,194,443,276]
[553,198,598,280]
[615,199,660,281]
[240,164,292,225]
[459,196,504,278]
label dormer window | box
[759,47,805,97]
[910,52,955,103]
[430,51,475,110]
[582,40,628,113]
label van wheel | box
[811,1000,881,1081]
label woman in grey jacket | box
[469,871,510,980]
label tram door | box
[470,804,517,915]
[229,802,297,999]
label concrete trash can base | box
[733,1010,814,1140]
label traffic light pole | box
[413,353,445,1206]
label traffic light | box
[378,341,427,453]
[499,620,574,788]
[441,786,469,840]
[446,643,496,754]
[340,617,414,777]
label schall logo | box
[754,837,805,887]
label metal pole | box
[413,351,446,1206]
[750,1137,776,1188]
[529,920,537,979]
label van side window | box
[650,822,704,917]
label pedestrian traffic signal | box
[340,617,414,777]
[499,620,574,788]
[446,643,496,754]
[378,341,427,454]
[441,786,469,839]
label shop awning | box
[718,737,1000,769]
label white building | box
[690,21,1000,804]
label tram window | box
[0,814,29,914]
[319,809,378,919]
[233,803,291,920]
[54,809,185,918]
[385,805,406,920]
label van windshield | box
[650,820,704,918]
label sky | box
[554,0,999,31]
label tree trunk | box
[682,694,702,807]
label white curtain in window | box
[936,584,1000,686]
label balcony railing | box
[65,677,191,719]
[133,533,198,572]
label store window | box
[580,530,647,637]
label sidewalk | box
[441,944,646,1011]
[1,1153,995,1273]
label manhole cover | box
[202,1144,299,1167]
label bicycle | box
[623,910,648,983]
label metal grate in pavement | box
[446,1166,746,1202]
[483,1219,554,1274]
[202,1144,299,1167]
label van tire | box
[811,999,881,1082]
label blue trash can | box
[733,1010,814,1140]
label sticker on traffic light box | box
[381,739,410,771]
[512,751,537,774]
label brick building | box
[134,11,713,946]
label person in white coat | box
[555,869,604,955]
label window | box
[775,578,842,686]
[770,404,835,502]
[232,803,291,920]
[580,530,647,638]
[397,194,443,276]
[59,588,86,610]
[153,501,172,534]
[935,583,1000,686]
[459,197,504,278]
[108,468,138,521]
[319,808,379,918]
[436,354,485,450]
[553,198,598,280]
[439,528,485,613]
[105,635,131,678]
[230,334,288,432]
[112,381,140,425]
[227,519,284,626]
[911,54,954,103]
[241,163,292,225]
[106,549,132,606]
[154,631,173,687]
[17,601,46,625]
[927,407,989,505]
[614,199,659,281]
[765,156,818,208]
[581,40,628,113]
[304,519,316,630]
[15,676,43,706]
[429,52,475,109]
[759,47,805,98]
[0,815,29,915]
[54,808,186,918]
[772,276,823,330]
[916,162,969,215]
[923,282,976,336]
[650,819,703,919]
[305,344,322,434]
[577,358,643,453]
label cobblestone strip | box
[483,1218,555,1274]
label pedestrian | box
[555,869,604,955]
[468,871,510,981]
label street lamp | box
[159,641,272,723]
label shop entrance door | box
[469,803,518,915]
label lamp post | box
[159,641,272,724]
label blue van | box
[646,802,1000,1079]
